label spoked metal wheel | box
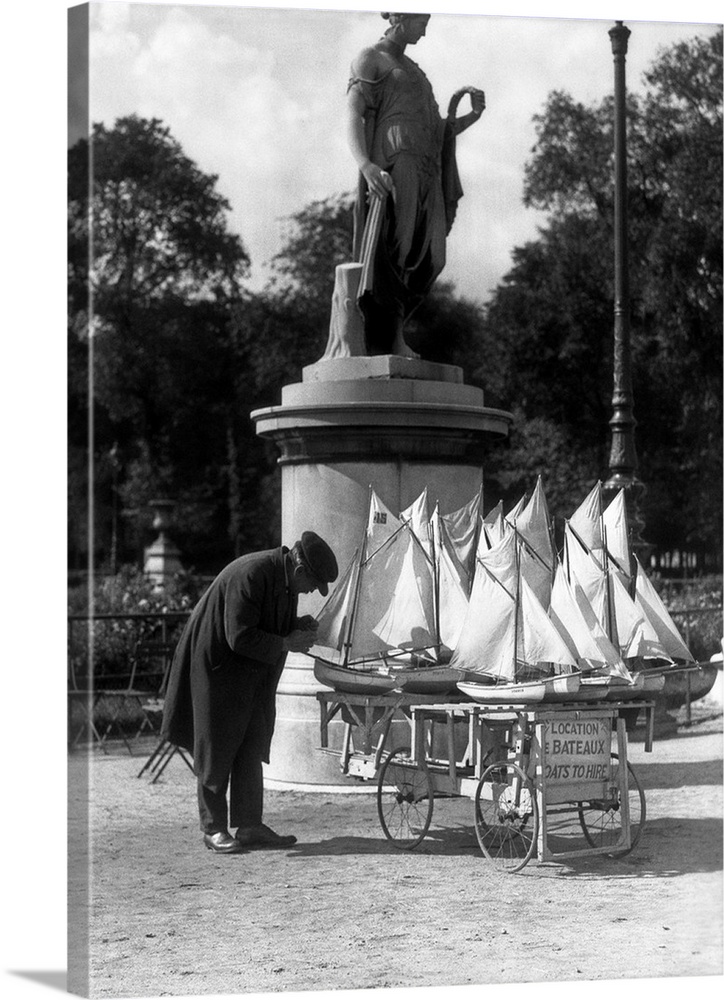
[377,746,434,850]
[578,753,646,856]
[474,760,539,873]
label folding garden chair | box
[68,657,104,750]
[136,642,194,781]
[82,639,174,754]
[137,736,194,783]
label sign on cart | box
[543,717,612,783]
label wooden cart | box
[315,689,470,781]
[316,691,655,872]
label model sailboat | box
[561,483,694,699]
[452,520,582,704]
[603,489,694,667]
[395,487,476,692]
[311,489,436,693]
[508,476,556,610]
[311,478,694,702]
[311,487,474,694]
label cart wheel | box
[377,746,434,850]
[474,760,539,873]
[578,753,646,856]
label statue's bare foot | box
[390,333,420,359]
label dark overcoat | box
[161,547,297,789]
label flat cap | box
[299,531,338,596]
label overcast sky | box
[75,0,721,305]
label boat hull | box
[457,672,585,705]
[660,664,717,708]
[634,673,668,694]
[313,660,398,695]
[538,673,582,702]
[579,676,635,702]
[456,679,548,704]
[393,665,465,695]
[600,672,666,701]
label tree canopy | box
[483,28,722,554]
[68,116,255,570]
[68,30,722,576]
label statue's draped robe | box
[350,55,463,351]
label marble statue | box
[323,12,485,360]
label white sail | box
[634,555,695,662]
[602,488,632,586]
[632,600,677,664]
[313,495,436,665]
[356,520,441,660]
[564,519,647,662]
[311,553,360,663]
[400,487,432,557]
[450,561,517,680]
[372,526,437,651]
[451,549,577,681]
[569,481,604,556]
[608,568,646,658]
[550,563,630,678]
[519,545,554,611]
[438,489,482,588]
[563,522,609,630]
[477,529,518,594]
[505,492,528,527]
[367,489,402,558]
[517,576,579,674]
[477,499,504,553]
[516,477,555,569]
[515,477,555,609]
[436,531,470,650]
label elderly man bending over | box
[161,531,338,854]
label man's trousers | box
[197,679,267,834]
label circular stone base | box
[252,360,513,787]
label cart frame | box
[315,690,471,780]
[316,690,654,870]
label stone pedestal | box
[143,500,183,589]
[251,357,512,788]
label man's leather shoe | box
[203,830,244,854]
[235,823,297,849]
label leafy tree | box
[68,115,252,571]
[69,115,248,308]
[481,28,722,553]
[270,193,355,318]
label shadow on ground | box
[286,813,723,879]
[10,972,67,993]
[632,756,723,788]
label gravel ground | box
[68,705,723,999]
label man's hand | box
[283,629,317,654]
[295,615,319,632]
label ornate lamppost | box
[603,21,648,557]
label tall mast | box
[513,528,521,680]
[431,505,441,655]
[470,481,484,585]
[343,487,372,666]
